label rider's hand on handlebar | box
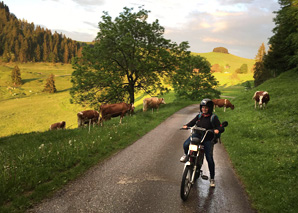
[182,125,188,129]
[214,129,219,134]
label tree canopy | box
[0,2,83,63]
[264,0,298,78]
[172,55,220,100]
[70,7,190,106]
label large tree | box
[70,7,189,107]
[171,55,220,100]
[264,0,298,77]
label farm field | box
[0,58,297,212]
[0,53,253,138]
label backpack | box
[198,113,221,144]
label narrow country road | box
[29,104,255,213]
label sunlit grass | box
[219,69,298,212]
[0,93,194,212]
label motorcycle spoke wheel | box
[180,166,193,201]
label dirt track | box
[29,104,255,213]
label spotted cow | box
[253,91,270,109]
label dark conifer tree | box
[11,65,22,86]
[253,43,270,86]
[43,74,57,93]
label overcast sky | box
[5,0,280,59]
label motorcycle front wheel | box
[180,165,193,201]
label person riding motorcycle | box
[180,98,225,188]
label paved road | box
[29,104,255,213]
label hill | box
[0,2,84,63]
[0,68,297,212]
[192,52,255,86]
[218,68,298,212]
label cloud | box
[54,29,96,42]
[71,0,105,6]
[162,1,278,58]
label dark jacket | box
[185,113,224,141]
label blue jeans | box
[183,133,215,179]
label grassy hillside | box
[0,55,253,138]
[217,69,298,212]
[0,63,86,137]
[0,92,195,213]
[194,52,255,86]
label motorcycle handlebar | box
[180,126,213,133]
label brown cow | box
[99,102,135,126]
[212,99,235,112]
[253,91,270,109]
[50,121,66,130]
[77,110,99,128]
[143,97,166,113]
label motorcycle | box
[180,121,228,201]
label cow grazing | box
[77,110,100,128]
[50,121,66,130]
[99,102,135,126]
[143,97,166,113]
[212,99,235,112]
[253,91,270,109]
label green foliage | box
[253,43,271,86]
[221,69,298,212]
[172,55,220,100]
[236,63,248,74]
[264,0,298,77]
[0,92,194,213]
[253,61,271,86]
[43,74,57,93]
[11,65,22,86]
[70,7,190,106]
[0,2,84,63]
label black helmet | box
[200,98,214,114]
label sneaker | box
[210,179,215,188]
[180,154,187,163]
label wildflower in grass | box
[39,144,45,150]
[110,137,112,140]
[57,151,59,155]
[69,140,72,146]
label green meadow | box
[0,53,254,138]
[1,55,297,212]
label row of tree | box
[211,63,250,74]
[254,0,298,86]
[0,2,85,63]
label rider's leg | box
[203,140,215,179]
[183,137,191,154]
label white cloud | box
[4,0,280,58]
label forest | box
[0,1,85,63]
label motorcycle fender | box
[185,162,192,166]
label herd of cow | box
[49,91,270,130]
[49,97,166,130]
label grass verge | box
[218,69,298,212]
[0,92,195,213]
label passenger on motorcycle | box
[180,98,225,188]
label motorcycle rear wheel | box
[180,165,193,201]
